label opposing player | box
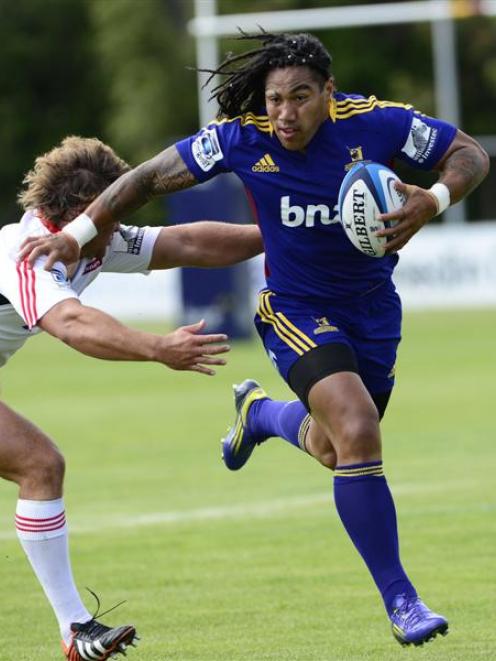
[3,135,262,660]
[20,33,489,646]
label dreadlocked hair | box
[200,30,332,118]
[18,136,131,226]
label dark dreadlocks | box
[200,30,332,118]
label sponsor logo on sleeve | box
[115,227,145,255]
[401,116,438,164]
[126,228,145,255]
[191,128,224,172]
[82,258,103,274]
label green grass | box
[0,308,495,660]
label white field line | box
[0,480,491,540]
[0,492,328,540]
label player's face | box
[265,66,332,151]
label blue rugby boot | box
[221,379,268,470]
[389,595,449,646]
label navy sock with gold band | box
[248,398,310,451]
[333,461,417,614]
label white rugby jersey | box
[0,210,161,367]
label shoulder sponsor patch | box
[401,116,438,164]
[191,127,224,172]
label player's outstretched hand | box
[160,319,230,375]
[377,181,438,253]
[18,233,81,269]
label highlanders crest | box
[344,145,365,171]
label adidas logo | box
[252,153,280,173]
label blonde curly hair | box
[18,136,130,225]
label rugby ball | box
[338,162,405,257]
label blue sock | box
[333,461,417,614]
[247,399,310,451]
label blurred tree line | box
[0,0,494,226]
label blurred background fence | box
[2,0,495,324]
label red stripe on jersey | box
[16,261,37,328]
[39,215,61,234]
[27,263,37,327]
[22,262,31,326]
[16,261,31,327]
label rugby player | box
[3,135,262,660]
[20,32,489,646]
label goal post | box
[189,0,496,224]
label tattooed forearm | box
[86,145,197,226]
[147,147,197,196]
[437,134,489,204]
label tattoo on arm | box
[89,146,197,222]
[145,146,197,196]
[438,137,489,203]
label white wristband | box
[428,183,451,216]
[62,213,98,248]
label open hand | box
[160,319,230,375]
[18,233,80,269]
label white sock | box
[15,498,92,644]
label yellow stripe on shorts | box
[258,291,317,355]
[258,292,306,355]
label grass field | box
[0,308,495,660]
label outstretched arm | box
[19,145,197,269]
[38,298,229,376]
[84,145,197,228]
[379,129,489,253]
[149,222,263,270]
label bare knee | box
[305,415,379,470]
[20,442,65,498]
[316,447,337,470]
[337,409,381,463]
[308,373,382,465]
[305,421,337,470]
[0,404,65,498]
[35,446,65,490]
[4,430,66,499]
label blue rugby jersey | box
[176,93,456,301]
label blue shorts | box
[254,283,402,397]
